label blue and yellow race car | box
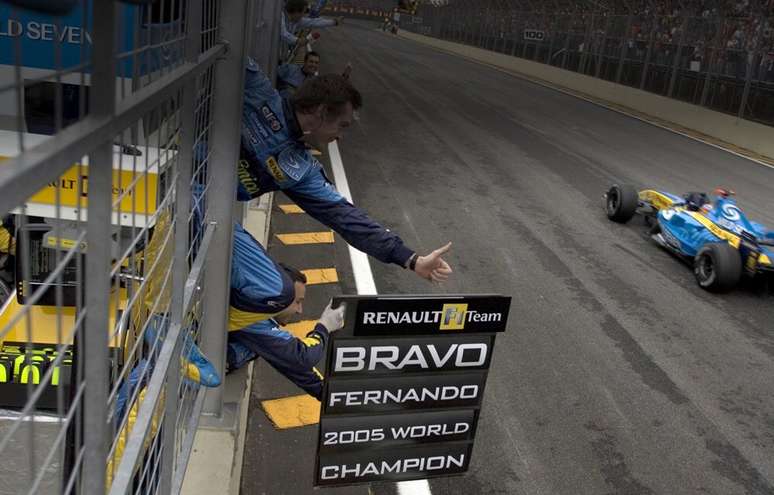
[605,185,774,292]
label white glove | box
[318,301,346,332]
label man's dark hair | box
[286,0,307,14]
[292,74,363,120]
[305,50,320,61]
[279,262,307,284]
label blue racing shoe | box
[182,336,221,388]
[144,316,221,388]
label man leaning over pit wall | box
[237,59,454,284]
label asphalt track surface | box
[314,21,774,495]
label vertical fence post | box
[252,0,283,83]
[579,13,593,74]
[82,1,117,493]
[499,17,508,53]
[89,0,118,490]
[461,10,467,44]
[523,11,530,59]
[511,13,519,56]
[452,9,459,41]
[561,14,571,68]
[158,0,203,492]
[478,9,486,47]
[595,13,611,79]
[737,14,762,120]
[469,8,474,44]
[200,0,252,417]
[700,15,726,107]
[546,13,557,64]
[639,16,657,90]
[616,14,633,83]
[667,14,689,98]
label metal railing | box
[403,0,774,126]
[0,0,262,493]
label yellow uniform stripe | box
[261,394,321,429]
[310,149,322,156]
[228,306,279,332]
[312,367,324,380]
[301,336,322,347]
[276,231,335,245]
[278,204,305,214]
[301,268,339,285]
[284,320,317,339]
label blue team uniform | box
[276,63,309,97]
[229,223,295,330]
[238,59,414,267]
[228,319,329,399]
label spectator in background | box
[391,7,400,35]
[227,267,345,400]
[239,59,453,283]
[277,50,320,98]
[308,0,328,18]
[281,0,342,59]
[762,51,774,81]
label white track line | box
[328,141,377,295]
[396,479,434,495]
[328,140,432,495]
[399,34,774,171]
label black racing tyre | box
[606,184,638,223]
[694,243,742,292]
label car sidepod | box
[658,208,721,257]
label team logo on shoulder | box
[261,105,283,133]
[280,148,303,170]
[278,148,310,181]
[266,156,286,182]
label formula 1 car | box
[605,184,774,292]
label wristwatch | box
[407,253,418,271]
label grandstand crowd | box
[433,0,773,81]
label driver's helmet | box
[684,192,710,211]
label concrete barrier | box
[399,31,774,161]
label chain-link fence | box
[402,0,774,126]
[0,0,255,493]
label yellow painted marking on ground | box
[275,231,334,245]
[301,268,339,285]
[278,204,305,214]
[284,320,317,339]
[261,394,320,429]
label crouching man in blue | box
[227,265,345,400]
[277,50,320,98]
[239,60,454,283]
[229,222,298,330]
